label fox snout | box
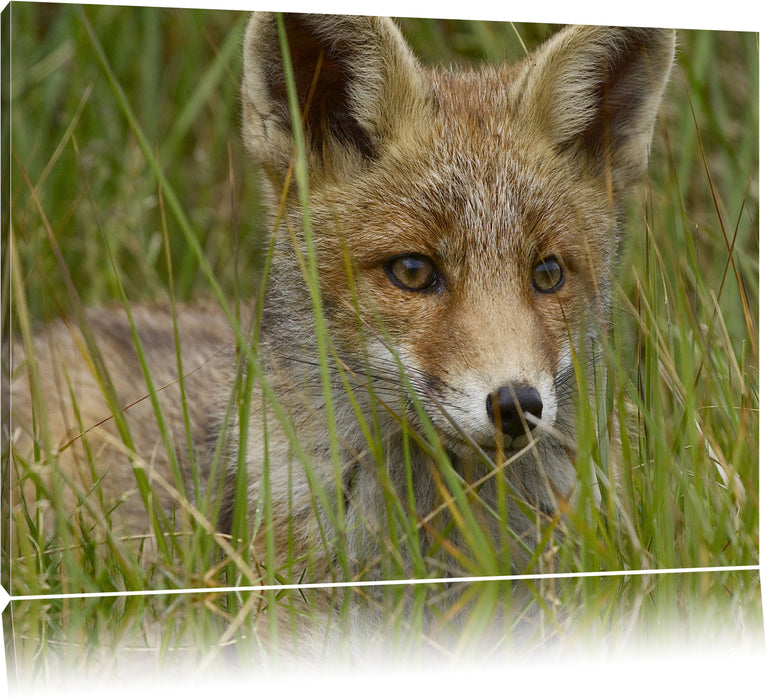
[486,383,543,440]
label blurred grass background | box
[2,3,760,683]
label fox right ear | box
[515,25,675,193]
[242,13,430,185]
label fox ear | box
[515,26,675,190]
[242,13,429,183]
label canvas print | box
[1,2,761,688]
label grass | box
[2,4,760,685]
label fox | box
[7,13,675,593]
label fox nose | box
[486,384,543,440]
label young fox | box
[9,14,675,583]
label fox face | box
[242,15,675,480]
[317,134,601,460]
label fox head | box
[241,14,674,463]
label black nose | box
[486,384,543,440]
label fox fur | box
[8,14,675,587]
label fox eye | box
[385,255,439,292]
[532,256,564,293]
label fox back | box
[8,14,674,587]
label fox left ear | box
[242,13,431,186]
[515,25,675,191]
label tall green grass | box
[2,5,760,683]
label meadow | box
[2,3,760,683]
